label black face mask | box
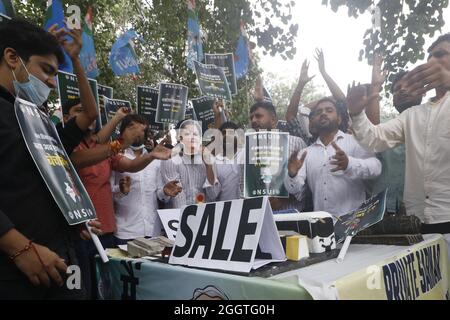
[132,141,144,148]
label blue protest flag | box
[186,0,203,70]
[43,0,73,73]
[0,0,15,17]
[80,7,99,78]
[109,29,141,76]
[0,2,5,14]
[234,22,250,79]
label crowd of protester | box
[1,18,450,300]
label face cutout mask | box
[11,57,51,107]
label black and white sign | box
[168,197,285,273]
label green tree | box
[12,0,300,126]
[321,0,449,82]
[264,73,324,119]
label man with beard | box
[284,98,381,217]
[347,33,450,240]
[249,101,307,211]
[207,121,245,201]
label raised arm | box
[286,60,315,122]
[115,143,172,173]
[253,74,265,102]
[93,107,129,144]
[50,26,98,130]
[347,83,405,153]
[366,53,387,125]
[315,48,346,101]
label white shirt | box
[210,149,244,201]
[284,131,382,216]
[111,148,166,240]
[351,92,450,224]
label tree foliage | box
[322,0,449,80]
[12,0,300,126]
[264,73,323,119]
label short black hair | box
[62,98,81,115]
[119,114,148,135]
[0,18,64,65]
[310,97,349,133]
[428,33,450,53]
[249,101,277,118]
[390,70,408,94]
[219,121,240,131]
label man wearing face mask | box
[0,19,101,299]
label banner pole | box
[86,221,109,263]
[336,235,352,263]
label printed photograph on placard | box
[244,131,290,198]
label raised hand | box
[288,150,307,178]
[298,59,315,86]
[372,53,388,87]
[212,99,224,115]
[150,143,172,160]
[114,107,131,121]
[330,142,349,171]
[253,75,264,102]
[315,48,326,74]
[403,59,450,96]
[163,180,182,197]
[346,82,379,116]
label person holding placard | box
[249,101,307,212]
[0,19,101,299]
[159,119,218,208]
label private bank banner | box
[14,98,96,225]
[334,235,450,300]
[244,131,289,198]
[205,53,237,96]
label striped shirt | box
[159,153,217,208]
